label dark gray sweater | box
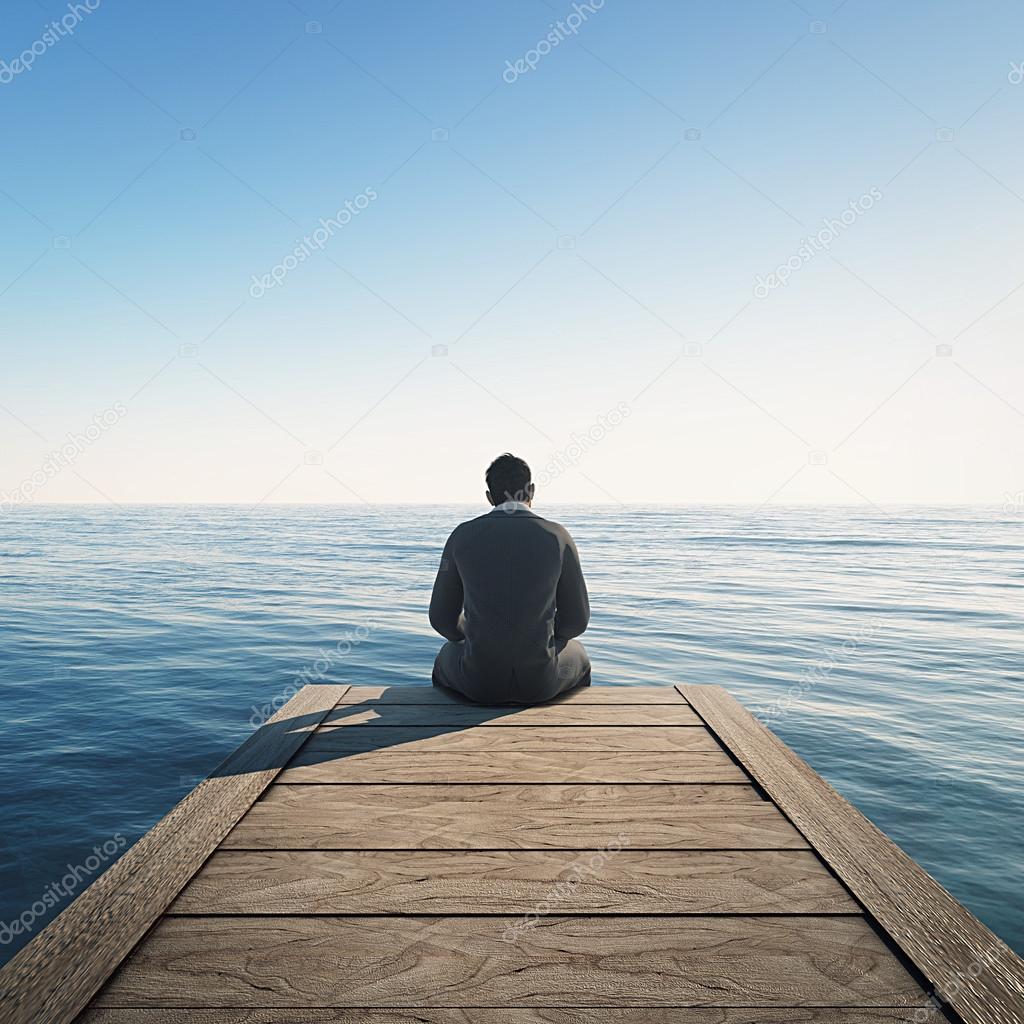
[429,507,589,689]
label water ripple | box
[0,503,1021,960]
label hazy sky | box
[2,0,1022,506]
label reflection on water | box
[0,504,1021,958]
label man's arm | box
[554,534,590,640]
[429,532,465,641]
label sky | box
[1,0,1023,506]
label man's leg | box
[547,637,591,699]
[432,640,473,699]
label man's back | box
[429,504,590,704]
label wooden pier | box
[1,683,1022,1023]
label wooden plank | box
[78,1009,942,1024]
[680,683,1024,1024]
[92,914,926,1007]
[222,783,807,850]
[322,704,702,727]
[169,849,861,915]
[299,724,725,752]
[0,685,348,1024]
[278,748,747,783]
[338,684,689,705]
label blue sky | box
[1,0,1023,505]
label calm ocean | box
[1,504,1021,960]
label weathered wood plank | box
[77,1011,947,1024]
[680,683,1024,1024]
[222,783,807,850]
[169,849,860,915]
[0,685,348,1024]
[339,685,688,705]
[300,724,724,752]
[92,914,926,1007]
[279,748,747,783]
[322,704,702,727]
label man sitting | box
[429,453,591,704]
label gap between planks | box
[320,705,704,727]
[336,685,692,706]
[79,1008,937,1023]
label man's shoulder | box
[530,512,571,537]
[453,510,495,532]
[499,510,574,544]
[446,512,492,545]
[453,509,568,536]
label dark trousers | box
[432,637,591,705]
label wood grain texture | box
[339,685,689,705]
[222,783,807,850]
[322,704,702,727]
[78,1011,939,1024]
[169,849,860,915]
[680,683,1024,1024]
[279,748,747,783]
[300,724,725,753]
[92,914,926,1007]
[0,685,348,1024]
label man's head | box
[485,453,534,507]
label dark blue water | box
[1,504,1021,960]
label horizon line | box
[3,501,1012,510]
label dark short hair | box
[486,453,531,503]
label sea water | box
[1,504,1021,960]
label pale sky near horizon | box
[2,0,1023,508]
